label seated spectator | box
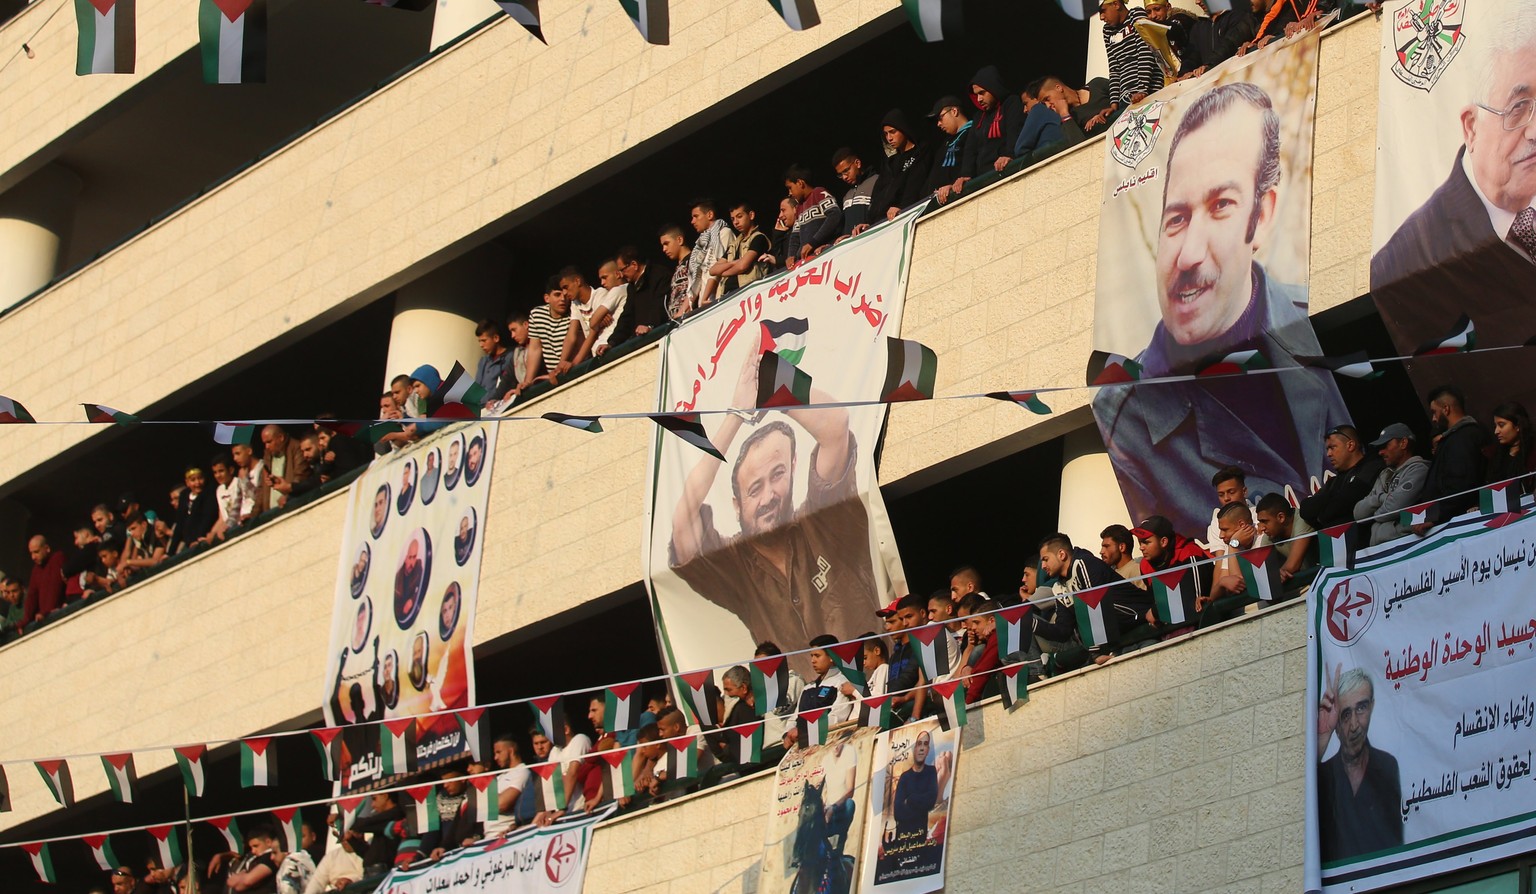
[221,824,279,892]
[925,590,966,673]
[860,634,890,696]
[887,595,930,721]
[345,793,404,878]
[418,768,477,861]
[784,165,842,266]
[926,96,980,205]
[1254,493,1317,582]
[871,109,936,222]
[1098,524,1145,587]
[970,65,1025,173]
[658,224,694,320]
[270,433,327,500]
[388,374,413,415]
[831,149,880,240]
[155,502,178,544]
[278,822,319,894]
[307,818,363,893]
[687,200,733,308]
[83,535,124,598]
[1038,75,1117,136]
[1415,386,1492,532]
[1132,515,1212,633]
[259,425,313,512]
[118,512,167,585]
[0,577,24,635]
[65,524,103,601]
[230,443,270,515]
[591,260,630,358]
[1012,79,1078,161]
[1038,533,1155,662]
[615,245,671,341]
[767,197,797,269]
[711,203,771,295]
[473,319,516,403]
[169,467,219,553]
[1101,0,1166,109]
[91,503,126,544]
[954,595,1000,702]
[948,565,989,604]
[1204,502,1265,614]
[502,311,543,400]
[783,634,857,747]
[209,454,255,543]
[1488,402,1536,494]
[1206,465,1254,548]
[1300,426,1385,531]
[1177,0,1257,80]
[483,734,529,837]
[558,266,621,370]
[1353,423,1429,546]
[528,278,574,384]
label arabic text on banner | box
[377,813,601,894]
[759,725,878,893]
[858,718,959,894]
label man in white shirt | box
[558,266,624,368]
[483,734,530,837]
[209,455,255,541]
[591,260,629,358]
[230,443,267,516]
[687,200,733,307]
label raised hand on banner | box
[1317,661,1343,759]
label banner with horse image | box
[858,718,959,894]
[759,725,879,894]
[321,421,495,792]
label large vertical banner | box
[1304,512,1536,893]
[1091,32,1348,535]
[1370,0,1536,421]
[759,726,878,893]
[644,209,920,678]
[858,718,959,894]
[323,422,494,790]
[378,813,603,893]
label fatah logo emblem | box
[1391,0,1466,91]
[1109,100,1166,168]
[1325,577,1376,646]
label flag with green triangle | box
[21,842,56,883]
[531,761,566,812]
[757,352,813,408]
[858,694,893,730]
[986,391,1051,414]
[146,825,183,872]
[199,0,266,84]
[82,404,139,424]
[174,745,207,797]
[73,0,135,74]
[997,662,1030,710]
[240,737,277,787]
[541,412,603,433]
[930,679,967,730]
[34,759,74,807]
[83,834,118,871]
[100,753,137,803]
[0,396,36,424]
[825,641,867,690]
[902,0,961,40]
[766,0,819,31]
[312,727,343,780]
[457,707,487,762]
[797,708,831,748]
[617,0,669,44]
[272,807,302,853]
[759,318,809,364]
[663,736,698,780]
[750,655,790,712]
[674,671,720,727]
[881,336,938,402]
[598,748,636,798]
[468,774,500,824]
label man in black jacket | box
[615,245,671,342]
[1413,385,1492,532]
[925,96,982,205]
[346,791,406,878]
[1300,425,1385,530]
[970,65,1026,173]
[871,109,935,222]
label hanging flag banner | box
[1090,31,1347,536]
[1304,510,1536,893]
[644,206,922,679]
[759,726,877,893]
[1369,0,1536,423]
[859,717,959,894]
[376,812,605,894]
[322,422,494,792]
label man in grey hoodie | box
[1354,423,1432,546]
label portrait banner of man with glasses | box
[1371,0,1536,424]
[1304,510,1536,892]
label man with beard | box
[395,539,425,620]
[1317,666,1402,861]
[1412,385,1491,532]
[669,350,880,657]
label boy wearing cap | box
[1133,515,1212,632]
[1353,423,1430,546]
[925,96,981,204]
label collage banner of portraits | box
[643,206,922,679]
[1370,0,1536,422]
[759,726,878,893]
[1091,30,1347,535]
[376,812,602,894]
[1304,511,1536,892]
[322,421,496,792]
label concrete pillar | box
[382,244,511,389]
[429,0,503,51]
[1085,13,1108,81]
[1056,424,1131,554]
[0,164,81,308]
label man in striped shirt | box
[1100,0,1166,110]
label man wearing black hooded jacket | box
[871,108,936,222]
[970,65,1026,173]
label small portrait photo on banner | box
[381,649,400,709]
[1315,663,1402,864]
[393,529,431,629]
[443,434,465,491]
[465,434,487,487]
[454,508,478,566]
[408,630,430,692]
[420,447,441,505]
[439,581,462,641]
[396,458,417,516]
[370,484,391,539]
[351,596,373,654]
[349,543,370,598]
[860,718,959,894]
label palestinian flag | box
[858,694,893,730]
[1414,314,1476,355]
[905,623,951,680]
[532,696,567,746]
[21,842,56,884]
[1197,349,1268,377]
[995,603,1032,658]
[367,421,405,444]
[207,816,243,853]
[74,0,134,74]
[1238,546,1284,603]
[760,318,809,364]
[0,396,36,424]
[272,807,303,852]
[457,708,487,762]
[100,752,138,803]
[436,362,488,411]
[797,708,831,748]
[882,336,938,403]
[986,391,1051,414]
[146,825,183,872]
[1150,565,1196,626]
[239,737,277,787]
[214,422,257,445]
[750,655,790,712]
[496,0,546,41]
[82,404,139,424]
[723,720,765,764]
[929,679,967,731]
[902,0,961,39]
[997,662,1029,711]
[393,839,425,868]
[312,727,344,780]
[1400,501,1433,528]
[381,718,416,776]
[1295,351,1382,380]
[663,736,697,780]
[605,682,647,733]
[825,641,867,690]
[1054,0,1097,17]
[174,745,207,797]
[757,352,813,408]
[402,785,440,834]
[598,748,635,798]
[336,796,366,835]
[1072,588,1108,647]
[199,0,265,83]
[530,761,566,812]
[617,0,669,44]
[1319,523,1356,570]
[766,0,819,30]
[541,412,603,433]
[35,759,74,807]
[675,671,719,727]
[83,834,119,871]
[468,774,499,824]
[1481,481,1523,516]
[1092,354,1143,385]
[0,764,9,812]
[654,414,724,461]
